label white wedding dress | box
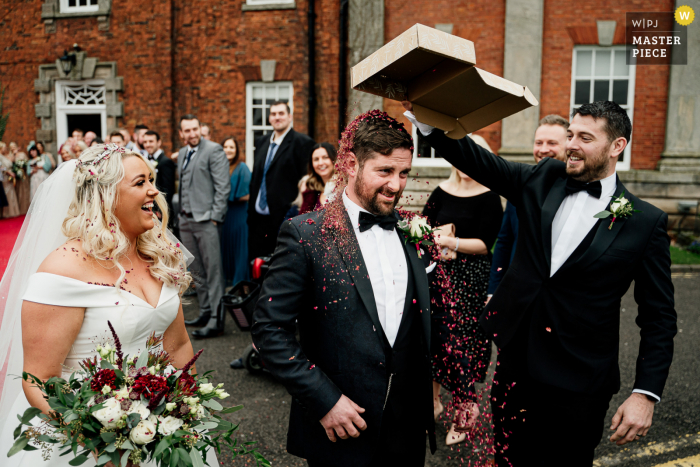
[0,272,218,466]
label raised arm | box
[251,221,343,420]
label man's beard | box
[566,144,610,182]
[354,168,401,216]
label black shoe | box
[229,358,244,369]
[184,313,210,327]
[191,325,224,339]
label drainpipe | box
[338,0,349,140]
[307,0,316,140]
[170,0,178,152]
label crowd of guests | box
[0,140,56,218]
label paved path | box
[186,272,700,466]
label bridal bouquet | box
[11,160,27,180]
[8,322,269,466]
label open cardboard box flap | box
[351,23,538,139]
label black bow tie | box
[358,211,397,232]
[565,178,602,199]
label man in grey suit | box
[177,114,231,338]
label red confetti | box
[545,327,551,332]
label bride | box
[0,144,217,466]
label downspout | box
[338,0,349,139]
[307,0,316,140]
[170,0,178,152]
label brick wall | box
[540,0,673,170]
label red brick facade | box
[0,0,676,170]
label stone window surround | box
[41,0,112,33]
[242,0,296,12]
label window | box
[55,80,107,160]
[245,81,294,165]
[570,46,636,170]
[60,0,99,13]
[412,126,449,167]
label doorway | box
[55,80,107,151]
[66,114,102,140]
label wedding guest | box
[72,141,88,158]
[220,135,251,286]
[28,144,54,200]
[487,115,569,300]
[13,151,30,214]
[84,131,97,146]
[177,114,230,338]
[109,131,126,147]
[248,101,315,260]
[132,124,149,156]
[0,142,20,218]
[142,130,176,226]
[201,124,212,140]
[35,142,56,170]
[90,137,104,147]
[300,142,336,214]
[423,134,503,446]
[405,100,676,466]
[60,144,76,163]
[71,128,84,142]
[9,141,19,157]
[119,128,135,150]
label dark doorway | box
[66,114,102,141]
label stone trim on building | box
[241,1,296,11]
[34,53,123,156]
[41,0,112,33]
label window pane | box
[594,50,611,76]
[252,98,262,106]
[574,80,590,105]
[90,0,98,4]
[612,80,628,105]
[253,108,263,126]
[576,51,592,76]
[593,80,610,102]
[252,86,263,100]
[278,87,290,101]
[416,132,432,158]
[69,0,76,6]
[613,50,629,76]
[79,0,87,6]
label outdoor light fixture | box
[58,44,81,75]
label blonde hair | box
[447,134,493,184]
[62,144,191,294]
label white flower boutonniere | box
[594,192,641,230]
[397,214,436,258]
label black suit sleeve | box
[251,220,343,420]
[632,212,676,398]
[425,131,535,204]
[488,203,516,295]
[157,158,176,207]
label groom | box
[252,112,452,466]
[404,100,676,466]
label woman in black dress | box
[422,134,503,446]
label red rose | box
[90,369,117,393]
[132,374,169,409]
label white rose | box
[610,201,621,212]
[618,197,629,206]
[198,383,214,394]
[126,400,151,421]
[165,402,177,412]
[101,386,112,395]
[129,419,157,445]
[157,415,184,436]
[92,397,126,429]
[409,216,428,238]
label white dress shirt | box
[550,172,617,276]
[255,126,293,215]
[403,110,660,401]
[343,189,408,347]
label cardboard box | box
[351,24,538,140]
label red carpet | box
[0,215,25,280]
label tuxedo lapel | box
[569,176,627,271]
[396,217,431,349]
[331,209,388,349]
[267,129,294,172]
[541,176,568,269]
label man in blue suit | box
[487,115,569,300]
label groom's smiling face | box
[350,148,412,216]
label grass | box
[670,246,700,264]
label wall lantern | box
[59,44,81,75]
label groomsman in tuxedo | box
[404,100,676,466]
[248,101,315,261]
[251,113,476,466]
[177,115,231,337]
[142,130,176,228]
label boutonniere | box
[396,214,436,258]
[594,192,641,230]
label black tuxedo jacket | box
[248,128,315,223]
[425,131,676,398]
[251,206,436,466]
[153,151,176,209]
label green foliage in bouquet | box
[8,322,270,467]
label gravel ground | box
[184,272,700,467]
